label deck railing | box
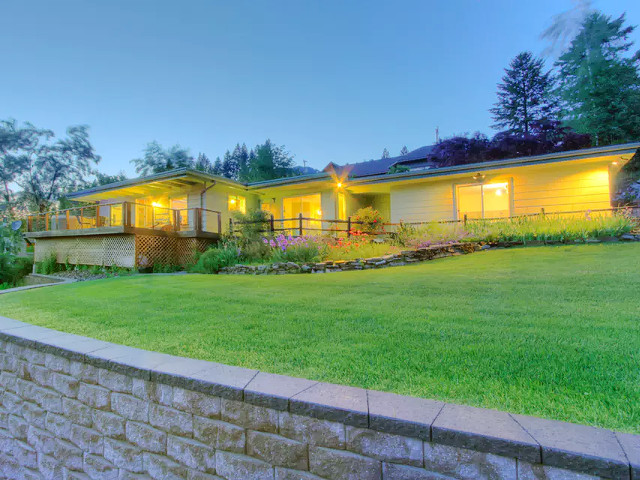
[231,206,640,237]
[25,202,222,235]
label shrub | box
[352,207,385,234]
[266,235,325,263]
[0,253,33,287]
[37,253,60,275]
[191,244,240,273]
[152,263,182,273]
[232,210,272,262]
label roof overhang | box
[68,168,245,202]
[346,142,640,188]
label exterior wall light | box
[472,173,486,182]
[336,182,343,188]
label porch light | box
[336,182,342,188]
[316,209,322,216]
[612,161,619,166]
[472,173,485,182]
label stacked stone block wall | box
[0,318,638,479]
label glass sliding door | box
[283,194,322,234]
[457,182,510,219]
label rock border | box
[0,315,637,479]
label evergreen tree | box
[400,146,409,156]
[381,148,390,158]
[212,157,223,176]
[220,150,239,180]
[194,152,213,173]
[555,12,640,145]
[247,139,295,182]
[490,52,557,135]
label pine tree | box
[220,150,238,180]
[194,152,213,173]
[400,146,409,155]
[212,157,223,175]
[490,52,556,135]
[381,148,390,158]
[555,12,640,145]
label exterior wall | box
[389,161,613,223]
[1,320,633,480]
[205,185,260,233]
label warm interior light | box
[151,202,163,208]
[336,182,342,188]
[495,189,503,196]
[229,198,236,204]
[612,161,619,166]
[316,209,322,216]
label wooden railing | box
[231,207,640,237]
[25,202,222,235]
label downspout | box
[200,181,216,209]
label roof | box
[324,145,437,178]
[347,142,640,186]
[67,168,245,201]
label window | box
[457,182,510,219]
[228,195,246,214]
[260,201,279,218]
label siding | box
[390,161,612,223]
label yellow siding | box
[389,161,612,222]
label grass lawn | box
[1,243,639,432]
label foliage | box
[267,235,324,263]
[152,263,182,273]
[490,51,557,134]
[388,164,410,174]
[400,146,409,156]
[0,253,32,288]
[554,12,640,145]
[233,209,270,243]
[36,253,60,275]
[131,141,193,176]
[381,148,390,159]
[351,207,385,233]
[323,236,398,261]
[400,211,636,247]
[5,244,640,432]
[0,120,101,213]
[190,244,240,273]
[246,140,296,182]
[429,122,590,167]
[194,152,214,174]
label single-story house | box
[25,142,640,268]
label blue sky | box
[1,0,639,176]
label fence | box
[26,202,223,235]
[230,206,640,237]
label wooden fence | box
[230,206,640,237]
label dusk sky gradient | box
[2,0,639,176]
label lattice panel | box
[34,235,136,268]
[135,236,213,268]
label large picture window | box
[457,182,510,219]
[228,195,246,214]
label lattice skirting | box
[34,235,213,268]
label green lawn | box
[1,243,639,432]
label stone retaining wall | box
[0,316,638,479]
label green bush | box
[152,263,182,273]
[191,244,240,273]
[352,207,386,234]
[270,243,323,263]
[37,253,60,275]
[0,253,33,287]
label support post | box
[80,208,83,229]
[298,213,303,236]
[66,210,70,230]
[347,217,351,237]
[540,207,545,217]
[229,217,233,234]
[96,205,100,228]
[270,214,275,233]
[217,212,222,234]
[463,214,467,226]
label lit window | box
[228,195,246,214]
[457,182,510,219]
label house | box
[25,142,640,268]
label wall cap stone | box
[0,314,637,479]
